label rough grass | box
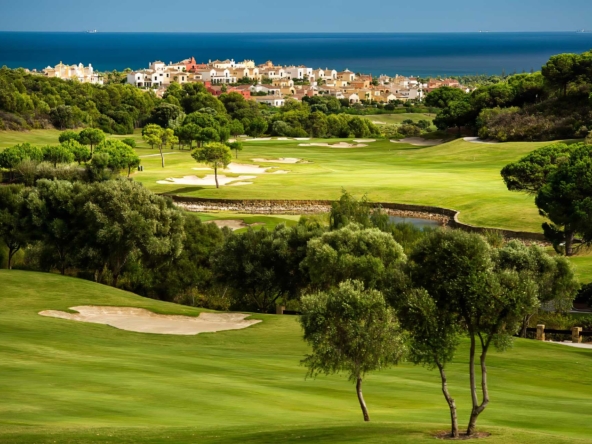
[1,270,592,443]
[364,113,436,125]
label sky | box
[0,0,591,33]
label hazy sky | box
[1,0,591,32]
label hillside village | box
[42,57,471,106]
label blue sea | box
[1,32,592,77]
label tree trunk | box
[521,313,533,338]
[467,336,490,436]
[437,362,459,438]
[158,144,165,168]
[356,377,370,422]
[214,165,219,188]
[7,247,17,270]
[565,230,575,256]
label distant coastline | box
[1,32,592,76]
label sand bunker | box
[247,137,272,141]
[390,137,442,146]
[299,142,367,148]
[39,306,261,335]
[353,139,376,143]
[252,158,302,164]
[157,175,256,186]
[209,220,265,231]
[463,137,498,144]
[224,163,270,174]
[228,181,253,186]
[294,137,310,140]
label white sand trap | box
[549,341,592,349]
[157,175,256,186]
[278,137,289,140]
[294,137,310,140]
[390,137,442,146]
[463,137,498,144]
[299,142,367,148]
[228,181,253,186]
[39,306,261,335]
[252,157,302,164]
[248,137,272,141]
[210,220,265,230]
[354,139,376,143]
[224,162,270,174]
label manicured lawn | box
[135,137,552,233]
[364,113,435,125]
[194,212,300,232]
[1,270,592,443]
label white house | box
[43,62,103,84]
[198,69,237,84]
[250,84,281,96]
[253,96,285,107]
[284,65,313,80]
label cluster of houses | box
[41,57,471,107]
[42,62,104,84]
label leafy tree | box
[50,105,82,130]
[247,117,268,137]
[424,87,467,108]
[196,127,219,147]
[149,103,185,128]
[121,138,136,148]
[58,130,80,144]
[300,280,405,422]
[79,180,185,286]
[542,53,579,96]
[228,120,244,138]
[157,128,178,167]
[191,142,231,188]
[228,141,243,159]
[95,140,141,177]
[78,128,106,155]
[0,143,44,180]
[0,185,29,269]
[302,224,406,292]
[329,190,373,230]
[407,230,538,436]
[62,139,91,165]
[42,144,75,167]
[142,123,162,150]
[434,99,473,133]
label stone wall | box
[166,195,546,242]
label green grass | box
[2,270,592,443]
[364,113,435,125]
[194,212,300,232]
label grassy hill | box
[1,270,592,443]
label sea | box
[1,32,592,77]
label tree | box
[142,123,163,150]
[78,128,106,155]
[191,142,231,188]
[406,230,538,436]
[434,99,473,133]
[50,105,81,130]
[228,141,243,159]
[121,138,136,148]
[228,120,244,138]
[424,87,467,108]
[0,143,44,180]
[157,128,178,167]
[62,139,91,165]
[0,185,29,269]
[42,144,75,167]
[149,103,185,128]
[329,190,373,230]
[541,53,579,96]
[196,127,219,148]
[80,180,185,286]
[58,130,79,144]
[95,140,141,177]
[247,117,268,137]
[302,224,406,292]
[300,280,405,422]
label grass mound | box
[1,270,592,443]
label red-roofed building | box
[206,84,251,99]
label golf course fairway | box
[1,270,592,443]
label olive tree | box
[0,185,29,269]
[300,280,405,422]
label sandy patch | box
[353,139,376,143]
[549,341,592,349]
[272,170,288,174]
[371,121,386,125]
[252,157,302,164]
[39,306,261,335]
[299,142,367,148]
[390,137,442,146]
[294,137,310,140]
[209,220,265,231]
[228,181,253,186]
[157,175,256,186]
[463,137,498,144]
[278,137,289,140]
[224,162,270,174]
[248,137,272,141]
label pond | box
[389,216,442,230]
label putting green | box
[1,270,592,443]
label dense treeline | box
[426,50,592,141]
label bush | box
[399,124,422,137]
[121,138,136,148]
